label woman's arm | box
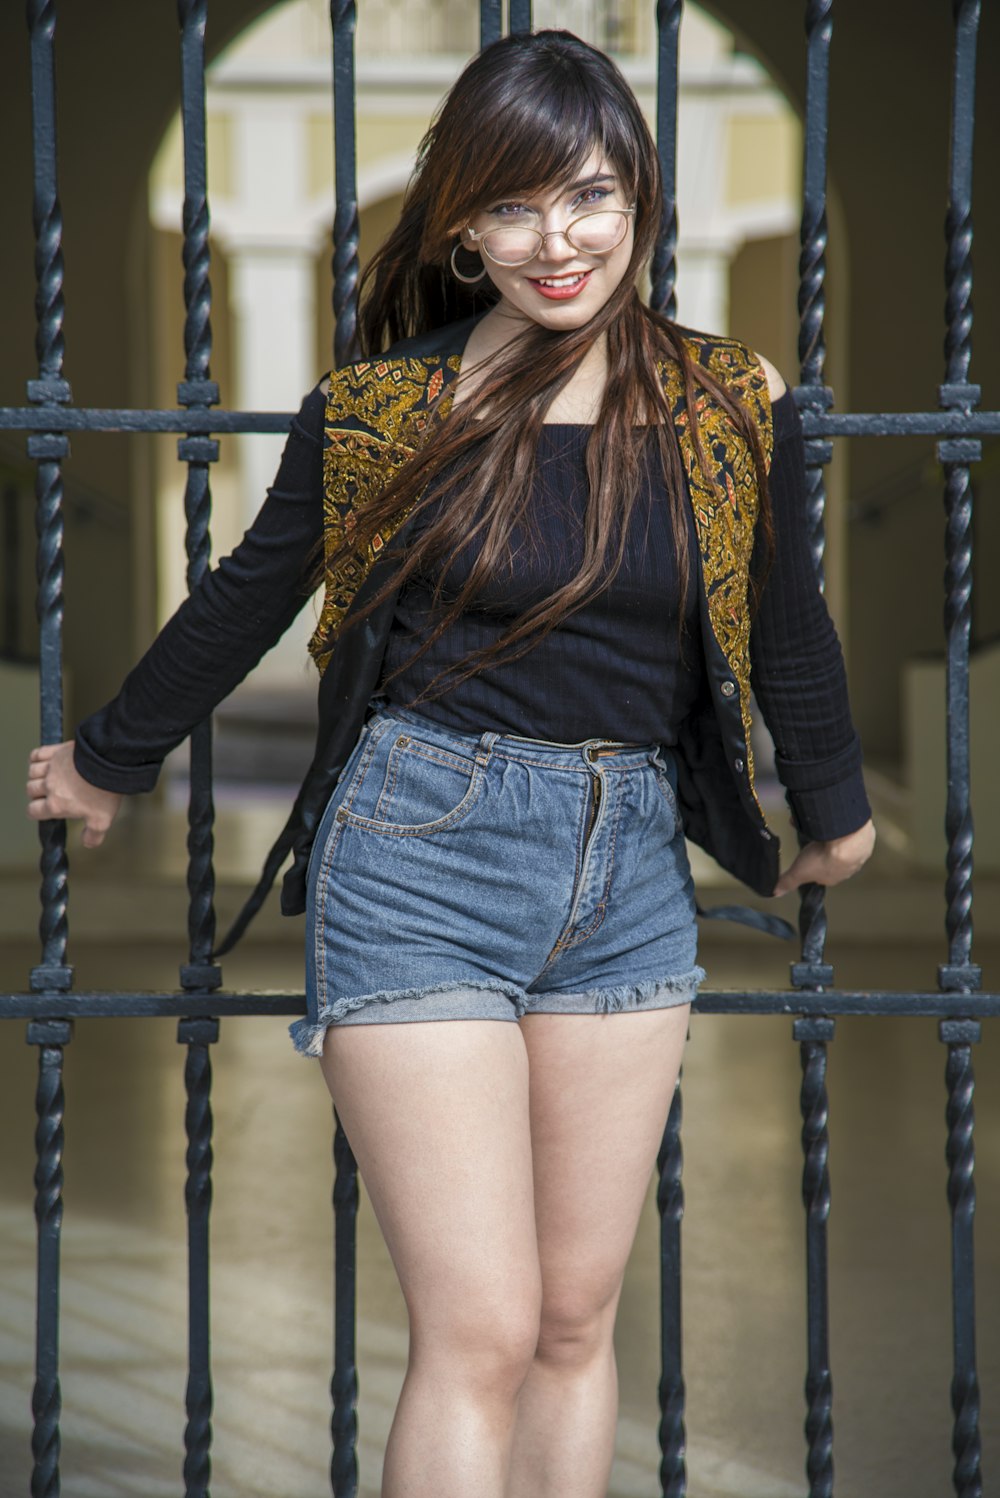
[750,358,876,893]
[25,382,329,847]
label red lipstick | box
[527,269,593,300]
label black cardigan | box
[74,319,870,948]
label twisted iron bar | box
[944,199,974,385]
[797,0,832,392]
[795,1019,834,1498]
[27,0,65,382]
[26,0,71,1479]
[941,1023,982,1498]
[657,1073,686,1498]
[331,1115,360,1498]
[331,1,360,367]
[937,0,981,994]
[180,1021,218,1498]
[29,1026,71,1498]
[175,7,220,1489]
[940,454,977,974]
[790,0,837,991]
[651,0,682,319]
[33,456,70,991]
[176,0,221,987]
[27,0,72,996]
[796,0,834,578]
[181,194,213,398]
[31,178,65,383]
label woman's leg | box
[506,1003,691,1498]
[319,1016,542,1498]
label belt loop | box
[476,730,499,766]
[649,744,679,792]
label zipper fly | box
[545,764,607,960]
[584,772,602,846]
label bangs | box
[451,61,642,214]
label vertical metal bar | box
[793,1016,835,1498]
[26,0,72,999]
[937,0,982,998]
[27,1020,72,1498]
[792,14,836,1485]
[331,1,360,367]
[480,0,502,49]
[796,0,835,583]
[331,1116,360,1498]
[175,7,220,1496]
[508,0,532,35]
[657,1074,686,1498]
[940,1019,983,1498]
[938,9,984,1491]
[327,7,361,1489]
[176,0,221,997]
[25,8,72,1492]
[177,1018,218,1498]
[650,0,681,319]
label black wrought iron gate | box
[1,2,996,1496]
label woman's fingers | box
[25,740,122,847]
[774,823,876,896]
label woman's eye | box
[489,201,529,219]
[573,186,611,211]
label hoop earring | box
[450,242,487,285]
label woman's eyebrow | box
[564,173,617,192]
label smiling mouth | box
[529,271,590,288]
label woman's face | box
[460,147,635,333]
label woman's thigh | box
[320,1018,542,1352]
[518,1005,690,1330]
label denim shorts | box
[289,703,706,1056]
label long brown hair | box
[314,30,774,698]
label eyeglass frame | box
[461,204,637,268]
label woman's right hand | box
[26,742,123,848]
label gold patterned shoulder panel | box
[308,352,462,671]
[664,333,774,816]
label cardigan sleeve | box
[748,390,873,841]
[73,383,328,794]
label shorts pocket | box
[305,721,379,890]
[337,730,484,836]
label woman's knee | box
[534,1277,621,1369]
[410,1285,542,1397]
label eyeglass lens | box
[480,211,629,265]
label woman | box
[27,30,875,1497]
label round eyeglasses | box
[463,206,636,268]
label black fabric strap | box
[695,901,795,940]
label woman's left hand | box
[773,818,877,897]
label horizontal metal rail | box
[2,990,997,1019]
[1,404,999,438]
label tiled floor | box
[1,768,998,1496]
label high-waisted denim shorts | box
[289,702,706,1056]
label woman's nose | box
[534,227,576,263]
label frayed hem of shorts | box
[577,965,706,1016]
[290,978,528,1056]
